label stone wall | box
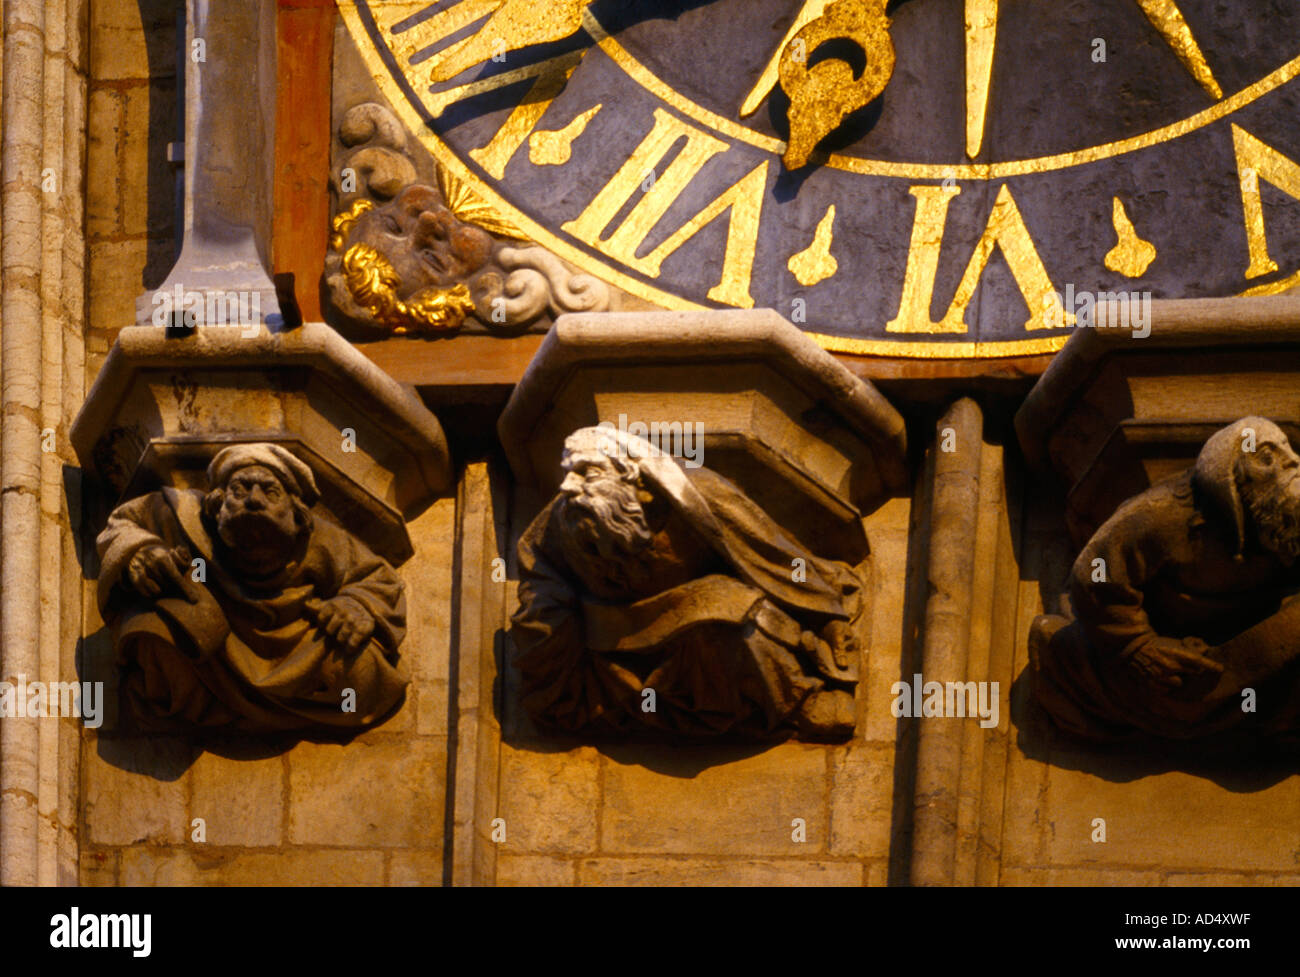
[85,0,175,376]
[57,0,1300,889]
[1,0,90,887]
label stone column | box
[907,398,1019,885]
[0,0,89,886]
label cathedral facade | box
[2,0,1300,887]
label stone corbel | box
[1015,292,1300,547]
[498,309,908,740]
[1016,293,1300,750]
[70,322,452,734]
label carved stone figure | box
[1030,416,1300,748]
[97,443,408,733]
[327,185,490,334]
[511,426,866,739]
[324,101,610,336]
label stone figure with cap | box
[1030,416,1300,748]
[96,442,408,733]
[512,425,866,739]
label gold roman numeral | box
[887,183,1070,333]
[1232,125,1300,281]
[562,108,769,308]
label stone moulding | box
[70,321,451,564]
[1015,292,1300,545]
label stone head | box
[204,445,318,576]
[331,185,491,332]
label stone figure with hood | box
[96,443,408,733]
[512,425,867,739]
[1031,416,1300,747]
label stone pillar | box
[907,398,1019,885]
[0,0,89,886]
[446,462,507,885]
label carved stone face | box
[349,184,492,294]
[1236,424,1300,563]
[557,449,653,559]
[214,464,303,575]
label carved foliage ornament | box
[511,426,867,740]
[96,443,408,734]
[1030,416,1300,749]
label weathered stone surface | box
[79,849,119,887]
[90,0,175,81]
[498,745,599,854]
[862,523,908,744]
[85,88,123,239]
[497,855,577,886]
[190,754,284,847]
[83,738,189,846]
[119,847,386,885]
[578,858,863,886]
[1000,866,1163,886]
[402,499,455,686]
[829,744,894,857]
[1036,765,1300,873]
[288,737,446,848]
[388,850,445,886]
[601,745,827,855]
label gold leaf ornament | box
[436,164,529,240]
[779,0,895,170]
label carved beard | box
[560,474,654,557]
[1244,472,1300,564]
[216,499,302,577]
[558,474,656,595]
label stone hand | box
[1128,636,1224,692]
[307,595,375,653]
[126,544,191,599]
[820,619,858,669]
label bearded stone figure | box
[326,184,492,335]
[511,426,867,739]
[1030,416,1300,748]
[96,444,408,734]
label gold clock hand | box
[739,0,835,118]
[1134,0,1222,100]
[964,0,997,159]
[779,0,896,170]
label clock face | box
[340,0,1300,357]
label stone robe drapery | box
[512,466,864,737]
[97,488,407,732]
[1031,469,1300,744]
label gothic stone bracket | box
[498,309,908,740]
